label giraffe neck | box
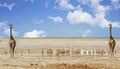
[10,28,13,39]
[110,27,112,38]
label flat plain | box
[0,38,120,69]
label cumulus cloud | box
[48,16,63,23]
[67,10,94,25]
[55,0,74,10]
[0,3,16,11]
[111,0,120,9]
[87,0,110,17]
[67,0,120,28]
[88,0,120,28]
[24,30,46,38]
[78,29,91,37]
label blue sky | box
[0,0,120,38]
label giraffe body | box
[109,37,115,56]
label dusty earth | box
[0,38,120,69]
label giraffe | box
[9,24,16,58]
[108,23,116,57]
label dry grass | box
[0,63,119,69]
[0,38,120,69]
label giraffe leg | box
[12,47,14,58]
[109,45,112,57]
[112,46,115,57]
[10,48,12,58]
[9,44,12,58]
[12,46,15,58]
[11,48,13,58]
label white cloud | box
[4,28,18,37]
[90,0,120,28]
[67,10,94,25]
[78,29,91,37]
[111,0,120,9]
[77,0,110,16]
[67,0,120,28]
[0,3,16,11]
[48,16,63,23]
[67,9,120,28]
[55,0,75,10]
[33,18,44,24]
[24,30,46,38]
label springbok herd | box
[36,48,109,57]
[13,48,112,58]
[0,48,114,57]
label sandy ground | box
[0,38,120,69]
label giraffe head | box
[109,23,112,28]
[9,24,13,29]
